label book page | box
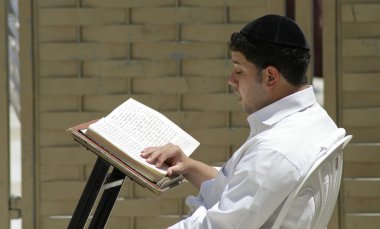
[89,98,200,173]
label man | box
[141,14,345,228]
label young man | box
[141,14,345,228]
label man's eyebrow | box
[232,60,240,64]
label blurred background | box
[1,0,379,228]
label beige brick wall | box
[19,0,380,228]
[339,1,380,228]
[34,0,285,228]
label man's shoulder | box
[249,123,341,171]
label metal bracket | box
[103,179,124,190]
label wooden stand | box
[66,121,186,228]
[68,157,126,229]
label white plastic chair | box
[271,135,353,229]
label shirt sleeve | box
[168,149,300,229]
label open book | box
[77,98,199,187]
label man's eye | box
[236,71,242,75]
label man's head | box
[230,14,310,86]
[228,14,311,114]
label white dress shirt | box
[169,86,346,229]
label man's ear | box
[264,66,280,87]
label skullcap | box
[240,14,309,50]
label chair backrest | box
[271,135,352,229]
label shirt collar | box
[247,86,317,130]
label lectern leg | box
[89,168,126,228]
[68,157,110,229]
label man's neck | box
[273,83,309,102]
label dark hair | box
[229,32,311,86]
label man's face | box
[228,51,268,114]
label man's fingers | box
[167,164,181,176]
[144,148,170,167]
[154,150,172,167]
[140,146,158,158]
[146,150,161,164]
[141,143,184,169]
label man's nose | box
[228,72,238,86]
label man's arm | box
[181,158,218,189]
[169,149,301,229]
[141,143,218,189]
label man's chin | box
[238,100,252,114]
[238,98,246,109]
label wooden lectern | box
[66,121,185,228]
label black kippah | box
[240,14,309,50]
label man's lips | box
[232,91,242,103]
[230,86,242,102]
[231,88,240,97]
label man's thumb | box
[167,164,181,176]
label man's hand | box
[141,143,190,176]
[141,143,218,189]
